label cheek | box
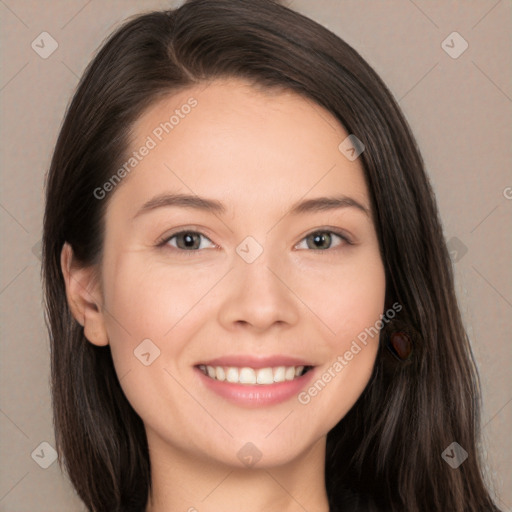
[292,250,386,341]
[102,244,385,367]
[106,252,207,325]
[291,251,385,426]
[100,253,227,365]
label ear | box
[60,242,109,346]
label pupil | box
[313,232,330,249]
[183,233,197,248]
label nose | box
[216,248,300,333]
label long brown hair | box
[42,1,501,510]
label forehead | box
[110,78,369,218]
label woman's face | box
[93,78,386,468]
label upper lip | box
[197,355,314,369]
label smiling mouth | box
[197,364,314,385]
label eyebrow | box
[133,192,370,219]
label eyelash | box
[156,228,353,256]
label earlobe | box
[60,242,109,346]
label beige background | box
[0,1,510,511]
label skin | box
[61,78,386,512]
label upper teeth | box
[198,365,306,385]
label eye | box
[160,231,216,252]
[295,230,351,251]
[157,228,351,254]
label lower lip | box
[196,367,316,407]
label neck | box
[145,432,330,512]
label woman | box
[42,0,502,510]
